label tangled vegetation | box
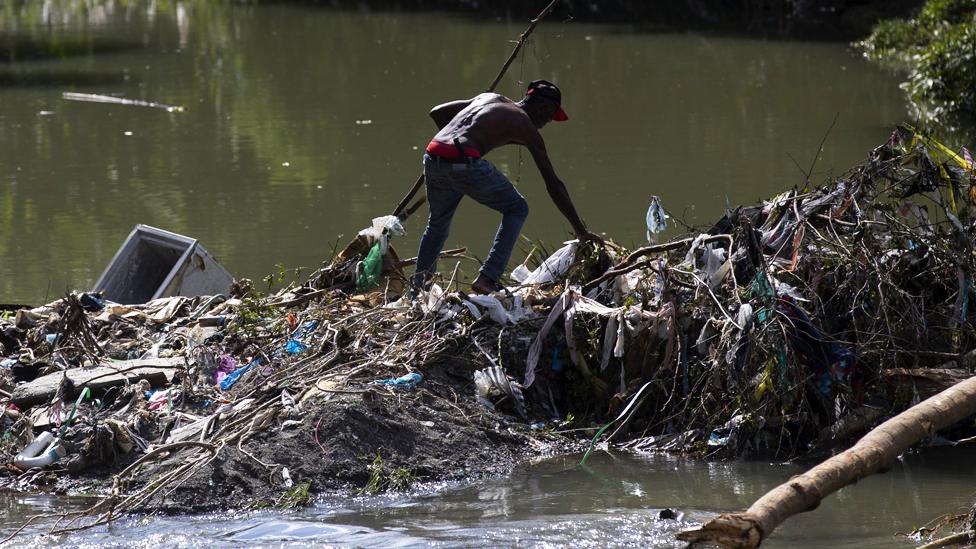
[860,0,976,134]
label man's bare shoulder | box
[472,92,510,104]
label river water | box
[0,0,906,304]
[3,448,975,548]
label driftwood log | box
[676,372,976,548]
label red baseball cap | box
[526,79,568,122]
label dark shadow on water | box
[263,0,925,41]
[0,35,142,64]
[0,69,126,88]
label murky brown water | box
[0,0,906,304]
[3,448,975,548]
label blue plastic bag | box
[372,372,422,390]
[283,340,308,354]
[645,196,668,243]
[219,358,262,391]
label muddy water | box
[3,448,975,548]
[0,1,906,304]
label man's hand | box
[576,229,604,246]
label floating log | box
[677,372,976,548]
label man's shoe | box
[471,274,502,295]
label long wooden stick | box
[393,174,427,219]
[676,372,976,548]
[581,234,731,292]
[486,0,562,93]
[917,531,974,549]
[391,0,563,219]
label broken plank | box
[11,358,183,408]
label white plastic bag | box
[511,241,578,285]
[358,215,406,254]
[466,294,534,325]
[645,196,668,243]
[684,234,731,290]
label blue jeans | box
[414,153,529,285]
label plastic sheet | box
[372,372,422,390]
[465,294,534,325]
[511,241,578,285]
[645,196,668,243]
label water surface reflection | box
[3,449,974,548]
[0,2,904,303]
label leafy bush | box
[860,0,976,133]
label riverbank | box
[2,126,976,541]
[283,0,924,40]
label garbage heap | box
[1,126,975,528]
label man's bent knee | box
[509,197,529,220]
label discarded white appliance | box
[94,224,234,304]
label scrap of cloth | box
[522,286,676,387]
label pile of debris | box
[1,125,975,536]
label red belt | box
[426,140,482,159]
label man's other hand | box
[576,229,604,246]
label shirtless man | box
[413,79,601,294]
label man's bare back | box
[432,93,537,156]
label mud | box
[142,359,553,512]
[2,356,572,515]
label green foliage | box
[908,22,976,126]
[860,0,976,132]
[862,0,976,59]
[276,480,312,509]
[358,453,414,495]
[361,453,385,495]
[231,293,274,337]
[387,466,416,492]
[263,262,304,290]
[246,479,313,511]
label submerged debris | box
[62,92,186,113]
[1,125,975,537]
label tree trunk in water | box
[676,374,976,549]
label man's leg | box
[413,162,464,288]
[458,161,529,287]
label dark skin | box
[428,92,603,293]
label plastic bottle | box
[13,432,66,469]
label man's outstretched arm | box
[429,99,473,129]
[526,133,602,243]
